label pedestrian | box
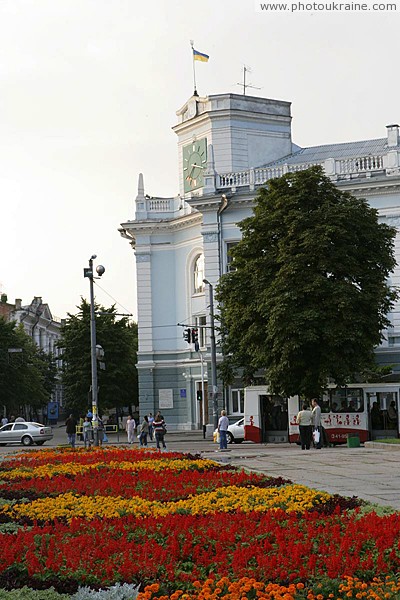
[97,416,105,446]
[148,412,154,441]
[218,409,229,450]
[139,415,149,447]
[125,415,136,444]
[296,403,313,450]
[311,398,323,449]
[153,412,167,451]
[1,416,8,427]
[78,415,85,441]
[15,416,25,422]
[83,416,93,449]
[65,413,77,448]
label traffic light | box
[192,328,199,351]
[183,328,192,343]
[196,390,202,402]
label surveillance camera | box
[91,254,97,260]
[96,265,105,276]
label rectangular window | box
[226,242,239,273]
[230,389,244,414]
[388,336,400,346]
[328,388,364,413]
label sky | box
[0,0,399,322]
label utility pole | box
[203,279,218,429]
[83,255,105,446]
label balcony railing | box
[217,153,386,191]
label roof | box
[263,137,390,168]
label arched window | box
[193,254,205,294]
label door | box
[260,394,288,443]
[367,391,399,440]
[0,423,14,443]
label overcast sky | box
[1,0,399,321]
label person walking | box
[97,416,105,446]
[148,412,154,441]
[296,403,313,450]
[153,412,167,451]
[65,414,77,448]
[139,415,149,447]
[311,398,323,449]
[125,415,136,444]
[83,416,93,449]
[218,409,229,450]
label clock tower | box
[173,92,293,198]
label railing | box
[147,198,171,211]
[336,155,384,175]
[217,154,386,190]
[218,161,317,189]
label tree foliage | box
[216,166,398,398]
[0,317,56,416]
[58,299,138,416]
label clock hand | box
[191,164,205,169]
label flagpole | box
[190,40,198,96]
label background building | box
[120,92,400,431]
[0,294,64,411]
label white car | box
[214,418,245,444]
[0,422,53,446]
[227,418,245,444]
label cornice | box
[120,211,203,237]
[334,175,400,196]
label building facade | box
[120,92,400,430]
[1,295,64,409]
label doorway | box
[259,394,288,443]
[367,391,399,440]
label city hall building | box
[120,92,400,431]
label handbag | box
[313,429,320,443]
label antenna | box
[237,65,261,95]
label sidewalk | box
[2,426,400,510]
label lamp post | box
[198,350,206,438]
[203,279,218,429]
[83,255,105,447]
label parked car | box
[0,422,53,446]
[214,418,245,444]
[227,418,245,444]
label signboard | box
[47,402,59,423]
[180,389,187,398]
[159,388,173,409]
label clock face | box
[183,138,207,193]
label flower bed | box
[0,447,399,599]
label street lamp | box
[83,255,105,446]
[203,279,218,429]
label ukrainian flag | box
[193,48,209,62]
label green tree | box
[217,166,398,398]
[59,299,138,415]
[0,317,55,416]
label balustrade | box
[147,198,171,212]
[337,155,384,175]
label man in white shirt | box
[311,398,322,449]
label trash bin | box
[347,434,360,448]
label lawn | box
[0,447,399,599]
